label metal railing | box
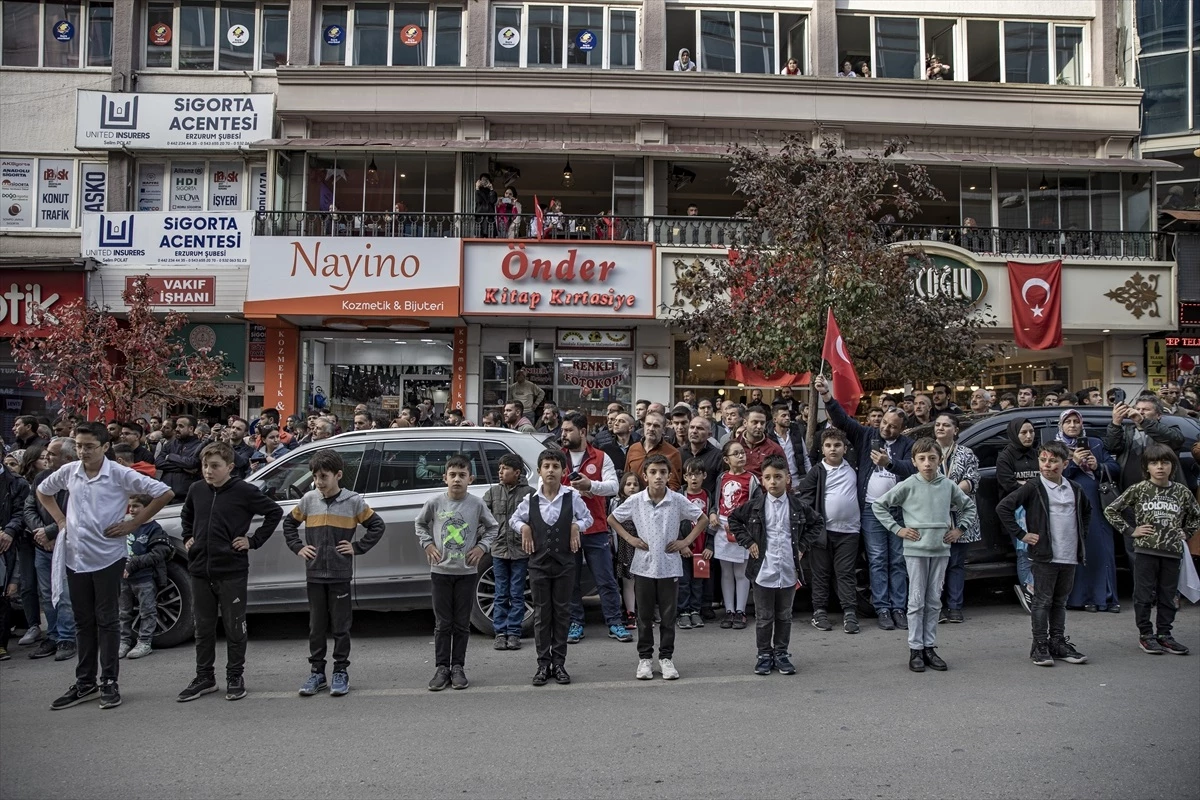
[878,223,1173,261]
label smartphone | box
[567,471,582,482]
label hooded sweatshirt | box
[673,49,697,71]
[871,472,978,558]
[996,417,1039,498]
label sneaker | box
[532,666,549,686]
[428,666,451,691]
[225,676,247,701]
[876,612,896,631]
[608,624,633,642]
[18,625,43,647]
[811,612,832,631]
[494,634,508,650]
[891,609,908,630]
[552,664,571,685]
[330,672,349,696]
[938,608,949,624]
[299,673,328,696]
[50,683,99,710]
[843,616,860,635]
[177,676,219,702]
[690,612,704,629]
[98,681,121,709]
[922,648,948,671]
[636,658,654,680]
[507,635,522,650]
[1139,636,1165,655]
[1030,641,1054,666]
[754,654,774,675]
[0,647,9,661]
[659,658,679,680]
[1156,635,1189,655]
[947,609,964,623]
[1050,637,1088,664]
[909,649,926,672]
[700,606,717,621]
[1014,584,1033,614]
[732,612,747,630]
[567,622,584,644]
[30,639,58,659]
[676,614,693,630]
[775,653,796,675]
[118,641,131,659]
[1105,604,1122,613]
[54,641,75,662]
[450,665,469,690]
[127,641,152,660]
[720,611,735,629]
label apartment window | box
[136,159,265,211]
[1136,0,1197,135]
[1,1,113,67]
[492,3,639,70]
[666,8,807,74]
[142,1,289,70]
[0,156,105,229]
[1004,22,1047,84]
[318,2,462,66]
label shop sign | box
[462,241,655,318]
[399,24,423,46]
[208,162,242,209]
[1,158,34,229]
[130,275,215,306]
[137,163,165,211]
[80,163,106,213]
[170,162,205,211]
[246,236,460,316]
[149,22,171,46]
[912,255,987,306]
[249,166,268,212]
[263,322,299,413]
[53,20,75,42]
[1166,337,1200,348]
[36,160,73,228]
[0,272,87,337]
[248,323,266,362]
[1146,338,1167,388]
[170,322,245,382]
[451,327,467,411]
[323,25,344,46]
[556,329,633,349]
[575,30,596,51]
[560,359,629,393]
[75,91,275,150]
[82,211,252,266]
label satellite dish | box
[522,337,535,365]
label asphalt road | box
[1,586,1198,800]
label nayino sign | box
[82,211,252,266]
[75,91,275,150]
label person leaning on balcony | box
[858,62,871,77]
[673,48,697,72]
[474,173,498,238]
[837,61,857,77]
[926,54,951,80]
[780,58,800,75]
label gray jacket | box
[483,479,535,560]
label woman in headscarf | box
[996,417,1038,611]
[1056,409,1121,612]
[933,414,979,623]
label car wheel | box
[470,553,534,636]
[135,560,194,649]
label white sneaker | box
[18,625,42,647]
[127,641,153,659]
[659,658,679,680]
[636,659,654,680]
[118,642,131,659]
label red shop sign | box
[0,271,87,337]
[129,275,216,307]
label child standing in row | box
[798,428,862,634]
[118,494,172,661]
[676,459,712,630]
[712,441,757,630]
[613,472,642,624]
[483,454,534,651]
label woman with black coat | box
[995,417,1039,611]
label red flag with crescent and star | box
[820,308,864,412]
[533,195,545,239]
[1007,260,1062,350]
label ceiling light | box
[420,339,435,343]
[1102,328,1110,333]
[399,172,406,178]
[968,185,976,190]
[384,318,429,332]
[367,156,379,185]
[561,158,574,188]
[1037,173,1049,191]
[323,318,368,331]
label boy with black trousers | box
[676,459,712,630]
[729,454,823,676]
[798,428,861,634]
[997,441,1090,667]
[483,453,535,651]
[178,441,283,702]
[510,450,592,686]
[284,450,385,697]
[118,494,172,660]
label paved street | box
[2,588,1198,800]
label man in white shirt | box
[38,422,174,711]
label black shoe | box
[938,607,949,624]
[507,635,522,650]
[1105,604,1121,613]
[54,641,76,661]
[552,664,571,685]
[775,653,796,675]
[811,612,832,631]
[1084,603,1098,612]
[922,647,948,671]
[532,666,549,686]
[908,649,925,672]
[1030,641,1054,666]
[98,681,122,709]
[843,615,860,634]
[947,609,964,623]
[494,635,507,650]
[699,607,717,621]
[177,676,219,702]
[225,676,246,701]
[1157,634,1189,655]
[30,639,58,659]
[892,609,908,630]
[754,654,773,675]
[50,683,99,710]
[876,612,895,631]
[428,666,451,691]
[1138,636,1165,655]
[720,611,735,629]
[1050,636,1089,664]
[450,665,469,690]
[732,612,747,630]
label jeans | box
[15,535,40,628]
[67,559,124,686]
[905,555,948,650]
[119,579,158,645]
[0,552,10,648]
[1133,553,1180,637]
[491,557,529,637]
[35,547,74,643]
[810,532,859,615]
[570,534,625,628]
[944,541,969,610]
[634,576,677,660]
[529,561,575,668]
[862,506,907,614]
[1030,562,1075,643]
[430,572,474,668]
[192,575,249,680]
[307,581,352,674]
[677,557,706,615]
[752,583,796,657]
[1013,536,1034,589]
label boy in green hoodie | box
[1103,443,1200,656]
[872,438,977,673]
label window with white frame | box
[836,14,1089,85]
[135,159,267,212]
[0,1,112,67]
[142,0,288,70]
[0,156,106,229]
[665,7,807,74]
[491,3,639,69]
[318,3,463,66]
[1136,0,1198,136]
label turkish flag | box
[1007,260,1062,350]
[726,362,810,387]
[821,308,864,412]
[533,195,545,239]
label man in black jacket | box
[23,437,78,661]
[155,415,205,502]
[224,418,256,480]
[766,401,809,489]
[0,463,31,660]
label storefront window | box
[143,0,288,70]
[481,340,633,425]
[672,342,803,409]
[1,0,111,67]
[304,336,453,422]
[299,151,455,215]
[318,2,461,66]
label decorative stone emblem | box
[1104,272,1161,319]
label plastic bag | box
[1179,551,1200,604]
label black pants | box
[307,581,352,674]
[192,574,248,680]
[67,559,124,686]
[0,551,11,648]
[677,557,705,614]
[753,583,796,657]
[635,576,677,660]
[15,535,40,628]
[1133,552,1181,637]
[431,572,474,668]
[529,562,575,668]
[1030,562,1075,644]
[810,532,859,615]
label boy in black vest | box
[511,450,592,686]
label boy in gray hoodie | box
[872,438,977,673]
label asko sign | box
[129,275,215,306]
[461,240,655,317]
[0,272,87,336]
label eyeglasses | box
[75,442,103,452]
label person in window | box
[474,173,497,238]
[544,198,565,237]
[837,61,857,77]
[780,58,800,75]
[673,48,697,72]
[495,187,522,239]
[858,62,871,78]
[594,208,617,241]
[926,53,951,80]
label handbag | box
[1179,550,1200,604]
[1097,463,1120,509]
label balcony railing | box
[253,212,1172,261]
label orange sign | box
[400,24,423,46]
[451,326,468,411]
[262,320,299,415]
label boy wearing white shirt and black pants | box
[798,428,861,634]
[37,423,174,710]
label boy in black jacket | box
[178,442,283,702]
[797,428,861,634]
[118,494,172,660]
[730,455,823,676]
[997,441,1090,668]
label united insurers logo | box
[99,94,139,129]
[97,214,134,247]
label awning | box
[1162,210,1200,221]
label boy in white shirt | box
[798,428,861,634]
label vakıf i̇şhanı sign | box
[75,91,274,150]
[82,211,252,266]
